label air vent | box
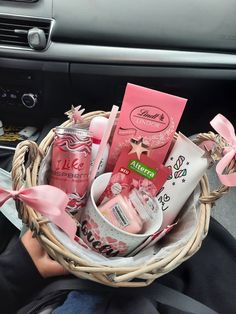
[0,16,51,49]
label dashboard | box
[0,0,236,133]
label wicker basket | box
[11,111,235,288]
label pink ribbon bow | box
[0,185,77,240]
[210,114,236,186]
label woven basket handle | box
[11,140,42,191]
[194,131,235,204]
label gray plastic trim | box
[71,63,236,80]
[0,0,52,18]
[52,0,236,53]
[1,42,236,68]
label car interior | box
[0,0,235,264]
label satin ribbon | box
[210,114,236,186]
[0,185,77,240]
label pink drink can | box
[50,127,92,215]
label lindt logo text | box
[130,106,169,133]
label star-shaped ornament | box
[65,105,85,124]
[128,138,149,159]
[200,136,226,168]
[201,139,223,168]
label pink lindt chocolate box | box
[107,83,187,170]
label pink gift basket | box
[9,84,235,287]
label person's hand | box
[21,229,68,278]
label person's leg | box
[158,217,236,314]
[0,212,20,254]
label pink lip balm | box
[98,193,144,234]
